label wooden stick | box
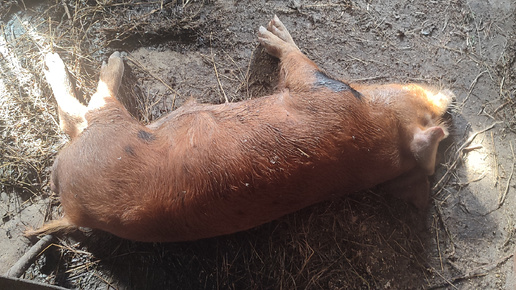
[5,235,53,278]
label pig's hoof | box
[266,15,298,49]
[257,26,283,58]
[44,52,68,81]
[99,51,125,93]
[258,16,300,58]
[100,52,124,77]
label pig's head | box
[404,85,453,175]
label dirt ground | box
[1,0,515,289]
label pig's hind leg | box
[258,16,348,94]
[44,53,87,138]
[258,15,300,58]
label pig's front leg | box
[87,51,125,110]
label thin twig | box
[210,33,228,103]
[498,141,515,208]
[61,0,72,19]
[493,98,512,114]
[460,70,488,108]
[434,202,456,252]
[434,215,444,272]
[243,45,257,99]
[350,75,390,82]
[427,265,459,290]
[491,132,499,188]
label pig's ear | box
[410,126,447,175]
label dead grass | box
[0,11,61,199]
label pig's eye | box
[421,113,432,126]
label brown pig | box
[27,16,452,242]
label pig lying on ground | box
[27,16,452,242]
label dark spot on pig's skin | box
[137,130,155,142]
[314,71,362,99]
[124,145,135,156]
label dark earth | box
[1,0,515,289]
